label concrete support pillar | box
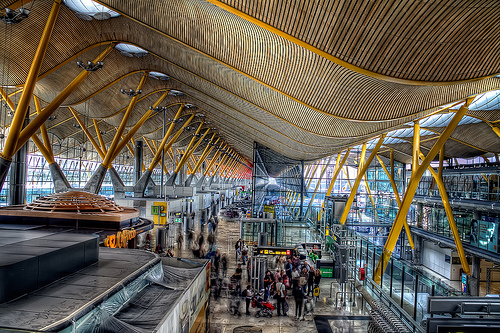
[134,140,143,184]
[9,114,29,205]
[83,164,107,194]
[49,162,71,193]
[470,256,481,296]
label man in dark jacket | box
[293,284,305,320]
[307,266,315,296]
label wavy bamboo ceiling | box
[0,0,500,166]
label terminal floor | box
[160,215,500,331]
[173,216,371,333]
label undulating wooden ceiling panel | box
[0,0,499,167]
[217,0,500,82]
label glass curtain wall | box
[0,136,137,205]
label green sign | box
[174,218,182,223]
[320,267,333,278]
[151,206,159,215]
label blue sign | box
[461,272,468,293]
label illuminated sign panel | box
[257,248,291,256]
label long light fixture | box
[121,88,142,97]
[0,8,30,24]
[77,60,104,72]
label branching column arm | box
[373,98,473,284]
[15,43,116,153]
[93,119,107,154]
[148,114,194,171]
[2,0,61,159]
[102,72,148,168]
[420,152,470,275]
[69,107,105,160]
[376,155,414,249]
[318,148,351,221]
[339,134,386,225]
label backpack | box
[276,283,285,297]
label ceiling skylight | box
[169,90,184,96]
[149,71,169,80]
[115,44,148,58]
[64,0,120,20]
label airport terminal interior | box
[0,0,500,332]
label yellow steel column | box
[420,152,470,275]
[376,155,414,249]
[69,107,105,160]
[211,152,231,178]
[305,156,333,219]
[374,98,472,283]
[222,158,238,179]
[439,147,444,178]
[343,167,363,222]
[102,72,148,168]
[0,87,16,112]
[191,135,218,175]
[94,119,107,154]
[148,114,195,171]
[360,143,380,223]
[31,134,54,164]
[111,91,171,162]
[412,120,420,175]
[227,162,243,180]
[339,134,386,225]
[15,43,115,153]
[175,127,210,174]
[363,175,379,223]
[203,144,226,176]
[2,0,61,159]
[33,96,53,156]
[173,123,204,174]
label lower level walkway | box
[206,216,370,333]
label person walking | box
[274,277,287,316]
[214,250,221,275]
[307,266,315,296]
[244,285,253,315]
[299,267,308,294]
[313,269,322,301]
[235,238,242,261]
[246,260,251,283]
[285,258,293,280]
[293,283,305,321]
[177,231,183,251]
[187,229,194,249]
[207,231,215,252]
[233,264,243,294]
[221,253,228,277]
[263,270,272,301]
[291,266,300,288]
